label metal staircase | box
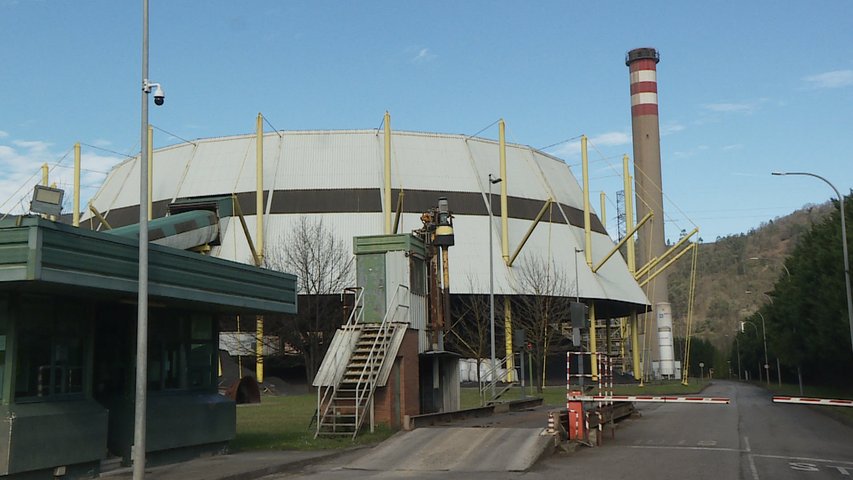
[315,285,409,439]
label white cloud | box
[703,102,757,114]
[0,135,122,215]
[411,48,437,64]
[661,123,685,136]
[803,70,853,89]
[722,144,743,151]
[0,130,8,139]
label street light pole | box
[487,174,502,399]
[755,312,769,386]
[773,171,853,353]
[134,1,151,478]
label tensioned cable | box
[80,143,136,159]
[150,125,198,146]
[538,134,583,152]
[0,148,73,217]
[465,119,500,140]
[261,115,284,138]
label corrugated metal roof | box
[85,129,649,310]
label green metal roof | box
[0,216,296,314]
[353,234,426,257]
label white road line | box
[751,454,853,466]
[747,454,760,480]
[628,445,744,453]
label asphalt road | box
[266,381,853,480]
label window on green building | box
[147,312,215,392]
[15,300,87,400]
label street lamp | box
[749,256,791,278]
[135,2,165,479]
[742,313,769,385]
[487,174,502,399]
[773,171,853,353]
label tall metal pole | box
[488,174,500,398]
[773,172,853,353]
[756,312,769,386]
[133,0,150,478]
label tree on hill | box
[757,193,853,385]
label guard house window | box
[147,312,215,391]
[15,300,86,400]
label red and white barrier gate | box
[773,396,853,407]
[567,395,729,404]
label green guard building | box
[0,215,297,479]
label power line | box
[150,125,198,146]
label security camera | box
[153,85,165,106]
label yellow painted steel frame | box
[507,198,553,267]
[592,212,652,273]
[581,136,592,267]
[73,143,81,227]
[88,203,112,230]
[635,227,698,279]
[681,243,699,385]
[623,155,636,274]
[256,113,264,264]
[392,190,404,234]
[504,298,515,382]
[384,111,392,234]
[255,114,266,384]
[232,194,262,267]
[590,301,598,379]
[631,311,641,380]
[148,125,154,221]
[42,163,48,186]
[499,120,509,263]
[600,192,606,230]
[639,242,697,288]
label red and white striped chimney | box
[626,47,672,378]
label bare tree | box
[447,277,492,388]
[263,216,354,384]
[510,255,574,392]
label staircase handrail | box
[315,285,365,438]
[352,284,410,437]
[478,355,513,396]
[342,286,365,329]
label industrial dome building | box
[85,127,648,316]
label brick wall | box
[374,329,420,429]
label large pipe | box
[627,47,667,368]
[384,111,392,234]
[73,143,81,227]
[499,119,509,263]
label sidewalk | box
[100,450,347,480]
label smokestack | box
[626,47,670,378]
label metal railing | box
[351,284,409,438]
[315,286,364,438]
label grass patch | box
[461,378,708,408]
[230,395,395,452]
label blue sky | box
[1,1,851,242]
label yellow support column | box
[384,111,392,234]
[499,119,509,264]
[255,113,265,384]
[504,298,515,382]
[42,163,48,186]
[590,301,598,380]
[73,143,81,227]
[623,154,641,380]
[600,192,606,231]
[582,136,592,267]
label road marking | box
[747,455,760,480]
[743,436,751,452]
[752,454,853,466]
[697,440,717,447]
[628,445,743,453]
